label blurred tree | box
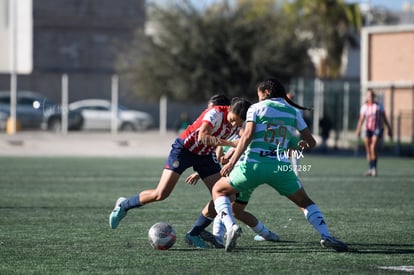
[283,0,362,78]
[117,0,313,103]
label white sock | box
[214,196,235,233]
[248,220,270,236]
[303,204,330,238]
[212,216,225,243]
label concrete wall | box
[32,0,145,73]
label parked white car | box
[69,99,153,131]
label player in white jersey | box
[212,77,348,252]
[356,89,392,176]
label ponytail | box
[258,77,313,111]
[283,94,313,111]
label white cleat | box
[225,224,242,252]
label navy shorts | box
[164,138,221,179]
[366,129,383,138]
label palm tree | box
[283,0,362,78]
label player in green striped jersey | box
[212,77,348,253]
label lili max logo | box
[260,143,312,173]
[260,143,305,161]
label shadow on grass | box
[184,241,414,255]
[213,241,331,254]
[347,243,414,255]
[122,237,414,255]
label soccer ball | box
[148,222,176,250]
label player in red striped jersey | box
[109,96,251,248]
[356,89,392,176]
[178,105,241,155]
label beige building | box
[361,24,414,143]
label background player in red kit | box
[356,89,392,176]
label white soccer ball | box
[148,222,176,250]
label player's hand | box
[220,163,234,177]
[185,173,200,185]
[298,140,310,150]
[220,149,234,165]
[220,156,229,165]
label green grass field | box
[0,156,413,274]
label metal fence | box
[289,78,361,149]
[289,78,414,156]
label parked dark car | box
[0,110,7,131]
[0,91,83,131]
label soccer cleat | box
[225,224,242,252]
[363,169,372,176]
[200,230,224,249]
[320,236,348,252]
[253,231,280,242]
[364,169,377,177]
[109,197,127,229]
[184,233,210,249]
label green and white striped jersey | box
[243,98,308,164]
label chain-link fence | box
[289,78,414,156]
[289,78,361,149]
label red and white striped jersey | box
[179,106,241,155]
[360,102,384,131]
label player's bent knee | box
[152,191,170,201]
